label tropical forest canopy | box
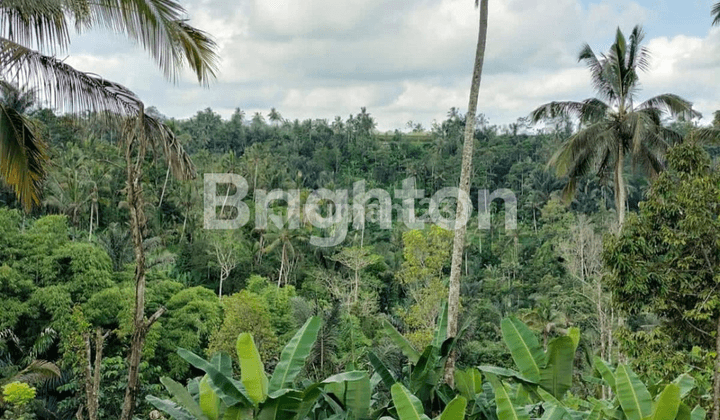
[1,1,720,420]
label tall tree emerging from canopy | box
[603,140,720,419]
[530,26,698,227]
[445,0,489,385]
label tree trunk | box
[120,114,167,420]
[614,147,626,229]
[445,0,490,386]
[713,313,720,420]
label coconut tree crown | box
[530,25,699,226]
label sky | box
[65,0,720,132]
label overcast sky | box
[66,0,720,132]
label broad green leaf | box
[344,373,371,419]
[159,377,208,420]
[454,369,474,401]
[567,327,581,351]
[391,383,431,420]
[177,348,253,408]
[322,371,370,384]
[515,383,530,406]
[501,316,546,383]
[268,316,321,392]
[615,364,652,420]
[256,390,303,420]
[211,352,234,378]
[646,384,679,420]
[322,371,371,419]
[593,357,616,391]
[676,403,692,420]
[237,333,268,404]
[537,387,572,419]
[200,375,221,420]
[486,373,531,420]
[383,319,421,364]
[539,336,575,399]
[432,302,449,349]
[439,395,467,420]
[222,406,252,420]
[540,402,566,420]
[368,351,396,389]
[477,365,537,385]
[691,406,706,420]
[146,396,195,420]
[586,403,604,420]
[410,345,440,391]
[672,374,696,398]
[470,369,483,395]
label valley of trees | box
[2,1,720,420]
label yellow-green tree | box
[397,226,453,349]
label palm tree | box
[268,107,282,126]
[530,26,698,227]
[0,0,218,209]
[445,0,489,385]
[713,2,720,25]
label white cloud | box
[60,0,719,131]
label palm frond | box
[549,121,613,178]
[578,44,613,100]
[0,102,47,210]
[632,142,664,178]
[689,127,720,145]
[636,94,701,120]
[0,80,37,113]
[12,360,61,385]
[87,0,219,84]
[0,0,71,52]
[530,99,608,124]
[627,25,650,73]
[0,37,142,114]
[143,113,196,180]
[713,1,720,26]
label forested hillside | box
[1,101,718,418]
[3,0,720,419]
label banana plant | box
[589,358,707,420]
[370,303,459,417]
[147,317,373,420]
[478,316,578,400]
[385,383,467,420]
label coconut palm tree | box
[713,2,720,25]
[445,0,489,385]
[530,26,699,227]
[0,0,218,209]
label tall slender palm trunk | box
[614,147,626,228]
[120,113,166,420]
[444,0,489,385]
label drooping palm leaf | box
[0,102,47,209]
[85,0,219,84]
[0,37,142,114]
[0,0,71,52]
